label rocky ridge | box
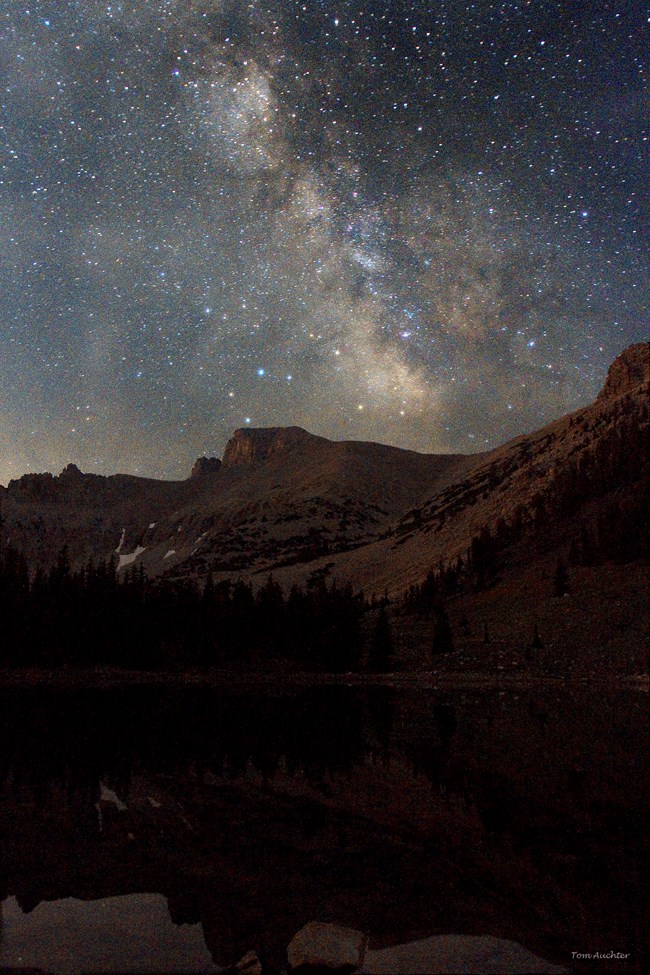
[267,341,649,598]
[597,341,649,400]
[221,426,327,467]
[1,344,647,608]
[0,427,473,579]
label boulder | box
[227,949,263,975]
[288,921,368,972]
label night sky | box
[0,1,647,483]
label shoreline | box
[0,667,647,691]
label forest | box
[0,541,371,672]
[0,463,646,675]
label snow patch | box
[118,546,146,570]
[148,797,161,808]
[115,528,126,554]
[164,550,176,559]
[100,783,128,811]
[148,522,156,529]
[95,782,128,832]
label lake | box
[0,682,647,973]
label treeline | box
[404,391,648,613]
[0,543,374,672]
[404,480,648,615]
[567,492,649,566]
[1,399,646,673]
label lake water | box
[0,683,646,973]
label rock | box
[287,921,368,972]
[598,341,649,400]
[227,949,263,975]
[221,426,322,467]
[5,471,56,501]
[59,462,83,478]
[189,456,222,478]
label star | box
[0,0,644,483]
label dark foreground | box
[0,680,647,974]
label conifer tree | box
[322,581,363,672]
[554,559,570,597]
[432,603,454,656]
[368,605,394,672]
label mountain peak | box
[221,426,326,467]
[598,342,649,401]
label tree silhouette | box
[554,559,570,597]
[367,605,394,672]
[432,603,454,656]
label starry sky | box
[0,0,647,483]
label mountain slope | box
[161,428,475,577]
[1,344,647,608]
[264,343,649,598]
[0,426,474,577]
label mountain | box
[1,343,648,670]
[0,424,474,577]
[287,341,649,598]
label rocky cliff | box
[221,426,326,467]
[597,341,649,401]
[190,456,222,479]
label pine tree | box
[367,605,394,672]
[553,559,570,597]
[432,603,454,656]
[322,581,363,672]
[256,573,285,660]
[202,571,215,603]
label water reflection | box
[1,893,218,974]
[0,685,646,972]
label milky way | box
[0,1,647,482]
